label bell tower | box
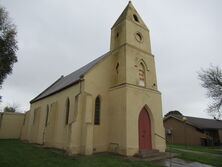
[109,2,165,156]
[111,1,151,53]
[110,1,158,90]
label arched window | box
[45,105,49,127]
[65,98,70,125]
[133,14,139,23]
[116,62,119,74]
[138,62,146,87]
[94,96,101,125]
[33,109,37,124]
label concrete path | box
[153,158,214,167]
[170,148,222,157]
[214,147,222,151]
[152,147,222,167]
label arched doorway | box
[138,107,152,150]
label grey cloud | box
[1,0,221,119]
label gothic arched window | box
[133,14,139,23]
[94,96,101,125]
[45,105,49,127]
[65,98,70,125]
[138,62,146,87]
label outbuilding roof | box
[30,52,109,103]
[164,114,222,130]
[185,116,222,130]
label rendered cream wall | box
[20,111,31,141]
[26,83,82,153]
[109,86,127,155]
[84,53,129,155]
[83,54,114,154]
[125,46,158,89]
[0,112,25,139]
[126,86,165,155]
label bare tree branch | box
[198,65,222,119]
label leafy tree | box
[164,110,183,117]
[3,106,15,112]
[0,6,18,101]
[198,65,222,119]
[3,103,19,112]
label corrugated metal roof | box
[30,52,109,103]
[186,116,222,130]
[165,114,222,130]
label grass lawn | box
[0,139,163,167]
[168,149,222,167]
[168,144,222,155]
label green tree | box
[3,103,19,112]
[3,106,15,112]
[198,65,222,119]
[0,6,18,101]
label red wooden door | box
[139,108,152,150]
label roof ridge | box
[185,115,220,121]
[165,114,222,130]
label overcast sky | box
[0,0,221,118]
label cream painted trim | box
[137,59,149,71]
[111,19,149,31]
[109,82,161,95]
[110,43,153,57]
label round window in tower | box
[135,32,143,42]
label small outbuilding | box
[164,111,222,146]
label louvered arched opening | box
[138,62,146,87]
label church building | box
[21,2,166,156]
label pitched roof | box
[185,116,222,130]
[164,114,222,130]
[30,52,109,103]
